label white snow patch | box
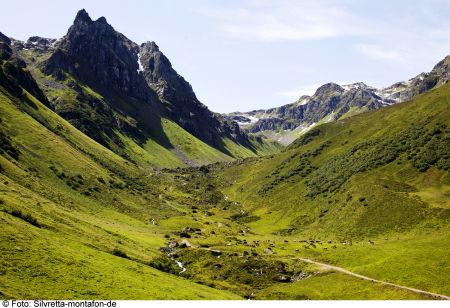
[296,122,316,135]
[137,53,144,73]
[298,98,309,105]
[247,116,259,124]
[341,84,353,91]
[236,115,260,126]
[51,39,60,48]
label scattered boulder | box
[264,248,274,255]
[159,247,175,256]
[180,239,192,248]
[210,250,222,257]
[244,293,255,300]
[179,232,191,238]
[168,241,179,248]
[276,275,292,283]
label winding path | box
[298,258,449,300]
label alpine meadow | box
[0,5,449,301]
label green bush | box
[0,127,20,160]
[111,248,129,259]
[148,256,180,275]
[306,122,450,196]
[8,209,40,227]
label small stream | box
[173,258,186,274]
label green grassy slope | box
[217,83,450,237]
[257,271,430,300]
[1,44,448,299]
[0,87,241,299]
[1,85,433,299]
[210,83,450,296]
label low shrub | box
[8,209,40,227]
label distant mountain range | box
[227,55,450,145]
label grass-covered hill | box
[217,82,450,237]
[209,82,450,297]
[0,54,245,298]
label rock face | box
[379,56,450,102]
[43,9,152,103]
[230,82,391,134]
[139,41,250,150]
[229,57,450,144]
[0,32,50,107]
[34,9,253,154]
[37,9,251,154]
[38,10,157,148]
[11,36,58,53]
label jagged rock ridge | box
[139,41,250,150]
[0,32,50,107]
[19,9,254,155]
[228,58,450,145]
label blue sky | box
[2,0,450,113]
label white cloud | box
[198,0,450,67]
[198,1,368,42]
[355,43,404,62]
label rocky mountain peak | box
[139,41,181,86]
[43,9,150,102]
[0,33,50,107]
[314,83,344,96]
[0,32,13,59]
[66,9,121,45]
[70,9,112,35]
[341,82,373,91]
[142,41,159,52]
[96,16,108,24]
[228,53,450,146]
[9,36,57,53]
[0,32,11,45]
[138,40,250,149]
[38,9,252,154]
[431,55,450,86]
[74,9,92,24]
